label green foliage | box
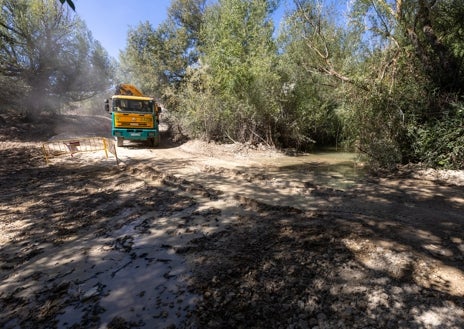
[117,0,464,169]
[405,0,464,93]
[187,0,281,144]
[345,89,405,170]
[275,1,352,149]
[0,0,113,115]
[409,103,464,169]
[119,0,205,104]
[175,65,224,140]
[342,0,464,169]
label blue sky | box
[75,0,294,59]
[75,1,347,60]
[75,0,172,59]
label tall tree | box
[275,0,356,149]
[0,0,113,114]
[349,0,464,101]
[194,0,280,143]
[119,0,206,101]
[347,0,464,168]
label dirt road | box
[1,114,463,328]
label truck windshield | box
[114,99,153,113]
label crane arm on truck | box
[114,83,145,97]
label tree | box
[0,0,113,115]
[191,0,280,144]
[350,0,464,94]
[275,0,353,149]
[346,0,464,168]
[119,0,206,103]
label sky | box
[74,0,294,59]
[74,1,346,60]
[75,0,172,59]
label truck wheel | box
[153,135,160,147]
[148,136,159,147]
[117,137,123,147]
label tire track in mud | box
[1,141,464,328]
[0,156,227,328]
[122,161,464,328]
[1,151,272,328]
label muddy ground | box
[0,114,463,329]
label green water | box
[257,150,366,190]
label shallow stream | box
[254,150,366,191]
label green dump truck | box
[105,84,161,147]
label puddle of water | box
[256,151,366,190]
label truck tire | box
[153,135,160,147]
[117,137,123,147]
[148,136,160,147]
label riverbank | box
[1,113,463,328]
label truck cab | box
[105,85,161,147]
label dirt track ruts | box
[1,114,463,328]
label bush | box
[409,104,464,169]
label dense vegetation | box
[0,0,114,118]
[120,0,464,169]
[1,0,463,170]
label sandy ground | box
[0,114,463,328]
